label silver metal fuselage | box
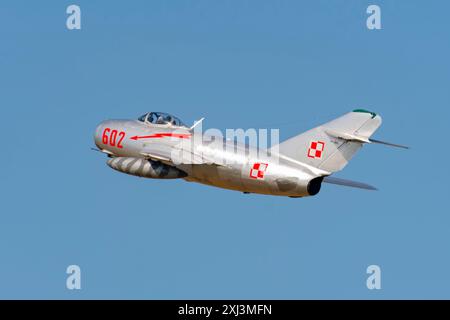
[94,119,323,197]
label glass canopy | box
[138,112,187,128]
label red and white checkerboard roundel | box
[249,163,268,179]
[307,141,325,159]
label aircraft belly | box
[187,164,245,192]
[184,156,311,196]
[241,161,273,195]
[240,161,314,196]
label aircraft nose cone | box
[94,122,105,148]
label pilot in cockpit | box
[156,114,166,125]
[147,113,156,124]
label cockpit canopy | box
[138,112,187,128]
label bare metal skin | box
[94,111,406,197]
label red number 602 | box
[102,128,125,149]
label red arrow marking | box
[130,133,192,141]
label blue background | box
[0,0,449,299]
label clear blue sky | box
[0,0,449,299]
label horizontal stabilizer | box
[369,138,409,149]
[323,176,377,190]
[325,129,370,143]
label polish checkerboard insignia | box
[307,141,325,159]
[249,163,268,179]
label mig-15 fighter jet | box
[93,110,407,198]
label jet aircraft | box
[93,110,407,197]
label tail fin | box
[272,109,382,173]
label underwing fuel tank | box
[107,157,187,179]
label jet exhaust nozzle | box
[307,176,324,196]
